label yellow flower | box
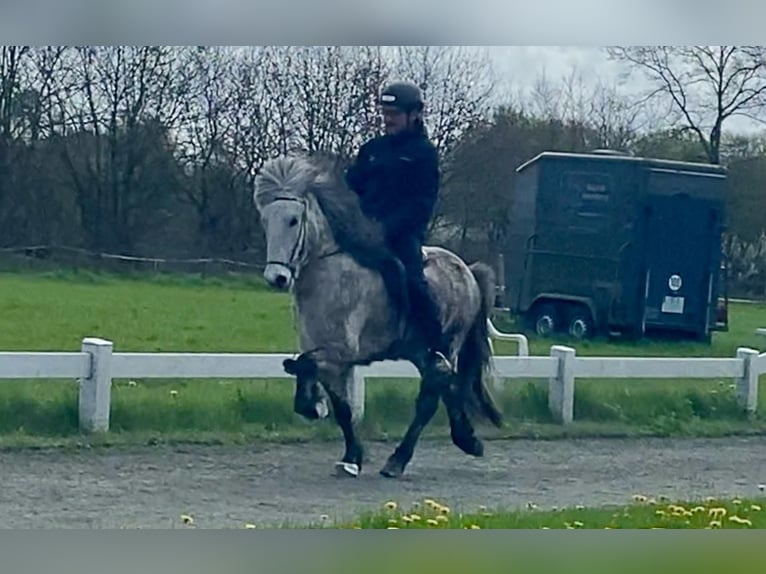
[384,501,397,511]
[732,499,742,505]
[388,519,398,525]
[708,507,727,519]
[573,521,584,528]
[655,510,666,516]
[439,506,451,515]
[470,524,481,529]
[751,504,762,512]
[170,390,179,397]
[708,520,722,529]
[575,505,585,510]
[632,494,648,503]
[426,519,439,527]
[320,514,329,521]
[402,516,413,523]
[409,514,421,521]
[180,514,193,525]
[424,499,437,509]
[436,515,449,523]
[705,496,717,504]
[729,516,753,526]
[387,526,399,530]
[692,506,706,513]
[244,523,256,529]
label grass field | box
[0,267,765,446]
[321,494,766,529]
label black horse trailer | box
[502,150,729,342]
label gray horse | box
[253,154,503,478]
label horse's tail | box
[458,261,503,428]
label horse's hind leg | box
[441,377,484,457]
[380,365,448,479]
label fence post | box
[348,367,365,423]
[736,347,759,416]
[79,337,114,432]
[549,345,576,424]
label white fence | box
[0,328,764,432]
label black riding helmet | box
[378,81,424,113]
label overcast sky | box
[485,46,763,136]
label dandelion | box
[470,524,481,529]
[439,506,451,515]
[387,526,399,530]
[655,510,666,516]
[320,514,329,522]
[244,523,256,529]
[705,496,717,504]
[692,506,706,514]
[170,390,179,398]
[708,520,722,529]
[388,519,398,525]
[402,516,413,524]
[384,501,397,511]
[751,504,762,512]
[410,514,421,522]
[729,516,753,526]
[709,507,727,519]
[128,380,137,387]
[733,499,742,505]
[759,484,765,492]
[180,514,193,525]
[426,519,439,527]
[424,499,437,509]
[576,505,585,510]
[632,494,647,503]
[436,515,449,523]
[573,521,584,528]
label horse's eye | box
[289,217,299,227]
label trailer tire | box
[531,303,560,337]
[567,306,595,340]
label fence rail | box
[0,330,763,432]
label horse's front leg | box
[323,374,365,477]
[284,348,364,478]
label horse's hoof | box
[379,458,405,479]
[453,434,484,457]
[335,461,360,478]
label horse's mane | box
[255,154,387,255]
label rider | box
[344,81,452,372]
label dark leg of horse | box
[440,377,484,457]
[380,362,447,478]
[324,382,364,477]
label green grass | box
[0,267,765,446]
[318,494,766,529]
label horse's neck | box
[305,198,340,262]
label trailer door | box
[641,181,721,336]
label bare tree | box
[391,46,496,161]
[605,46,766,164]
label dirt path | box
[1,436,764,528]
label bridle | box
[265,196,308,278]
[264,195,341,280]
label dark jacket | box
[345,129,439,244]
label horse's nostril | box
[275,275,287,288]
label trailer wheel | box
[567,307,594,340]
[531,303,559,337]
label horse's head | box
[253,156,322,291]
